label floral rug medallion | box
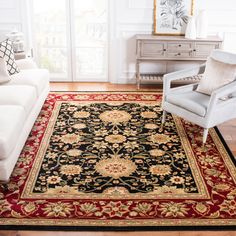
[0,92,236,230]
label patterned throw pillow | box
[0,39,20,75]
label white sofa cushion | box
[0,58,10,83]
[0,105,26,160]
[16,58,38,70]
[7,69,49,97]
[0,85,37,116]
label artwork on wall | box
[154,0,194,35]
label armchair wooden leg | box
[203,128,209,144]
[162,110,167,124]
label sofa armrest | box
[16,58,38,70]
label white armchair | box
[162,50,236,143]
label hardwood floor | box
[1,82,235,236]
[1,231,236,236]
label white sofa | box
[0,59,50,181]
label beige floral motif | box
[105,134,126,144]
[93,141,109,149]
[159,202,189,217]
[95,155,137,179]
[80,203,98,214]
[174,153,186,159]
[141,111,157,119]
[66,149,82,157]
[60,133,81,144]
[149,134,171,144]
[150,165,171,176]
[204,168,221,177]
[76,95,90,100]
[214,184,231,192]
[94,129,109,136]
[43,202,74,217]
[194,202,210,214]
[145,123,158,129]
[73,123,86,129]
[46,152,58,159]
[170,176,185,185]
[220,199,236,216]
[199,155,222,167]
[0,200,11,214]
[133,202,152,215]
[140,95,156,100]
[102,201,129,217]
[99,110,131,124]
[23,202,37,214]
[149,149,165,157]
[47,176,61,184]
[124,141,139,149]
[103,187,129,196]
[60,165,82,176]
[73,111,90,118]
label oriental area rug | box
[0,92,236,231]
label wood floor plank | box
[180,232,236,236]
[17,231,180,236]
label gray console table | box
[136,34,223,89]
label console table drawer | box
[167,51,192,58]
[167,42,192,51]
[141,41,165,57]
[194,42,220,58]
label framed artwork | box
[154,0,194,35]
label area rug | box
[0,92,236,231]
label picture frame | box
[154,0,194,35]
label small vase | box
[196,10,208,38]
[185,16,197,39]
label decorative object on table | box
[196,9,208,38]
[0,39,20,75]
[6,29,24,53]
[153,0,194,35]
[185,15,197,39]
[0,91,236,231]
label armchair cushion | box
[196,57,236,95]
[166,91,210,117]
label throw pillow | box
[0,39,20,75]
[196,57,236,95]
[0,58,10,83]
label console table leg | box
[136,61,140,89]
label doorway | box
[32,0,108,82]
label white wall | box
[1,0,236,83]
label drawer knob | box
[193,49,196,52]
[178,44,182,47]
[176,53,181,56]
[163,49,166,51]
